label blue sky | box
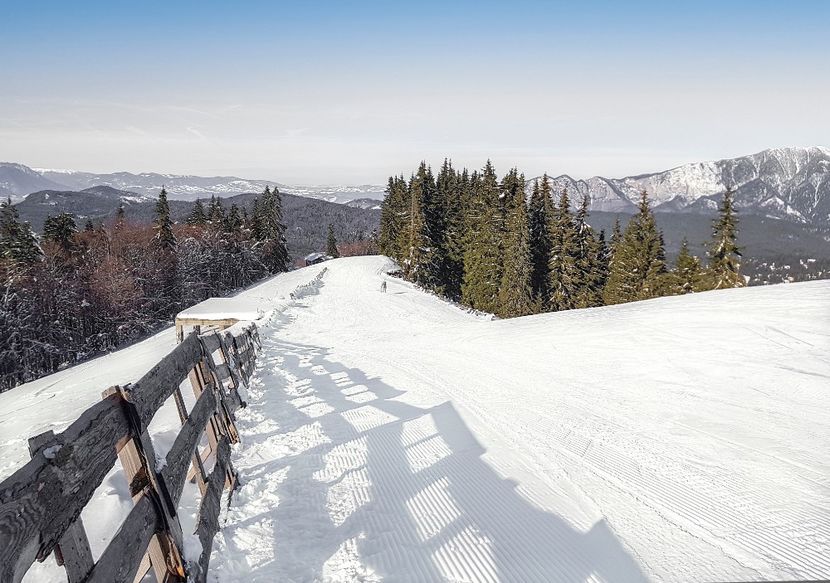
[1,1,828,183]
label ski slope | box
[2,257,829,582]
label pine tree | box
[609,217,622,255]
[259,186,290,272]
[497,173,535,317]
[154,188,176,252]
[84,219,94,232]
[528,175,553,304]
[207,195,224,227]
[595,229,610,294]
[404,162,445,292]
[671,239,703,294]
[224,204,243,234]
[0,198,40,265]
[437,159,464,299]
[603,191,667,304]
[548,188,580,311]
[327,223,339,258]
[379,176,407,260]
[572,196,603,308]
[187,200,207,226]
[43,213,78,252]
[461,161,503,313]
[703,187,743,289]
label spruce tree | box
[187,200,207,226]
[461,161,503,313]
[497,172,535,317]
[224,203,243,234]
[672,239,703,294]
[327,223,339,258]
[603,191,667,304]
[548,188,580,311]
[437,159,464,299]
[154,188,176,252]
[528,175,553,304]
[42,213,78,252]
[379,176,407,260]
[572,196,603,308]
[207,195,224,227]
[0,198,40,265]
[405,162,445,292]
[259,186,290,272]
[704,187,743,289]
[84,219,94,232]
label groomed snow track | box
[2,256,829,582]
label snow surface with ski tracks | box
[2,256,828,582]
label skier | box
[380,280,387,293]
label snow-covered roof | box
[176,297,264,321]
[304,252,329,262]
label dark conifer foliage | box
[0,186,288,391]
[1,198,40,265]
[154,187,177,252]
[187,199,207,226]
[671,239,703,294]
[437,160,465,300]
[257,186,291,273]
[497,172,535,317]
[461,161,503,312]
[548,188,580,311]
[43,213,78,252]
[528,176,553,303]
[604,191,667,304]
[327,223,340,258]
[378,160,742,319]
[704,187,744,289]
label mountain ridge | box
[4,145,830,224]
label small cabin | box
[304,252,331,267]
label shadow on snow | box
[222,329,646,582]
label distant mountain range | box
[0,163,385,205]
[2,146,830,225]
[535,146,830,225]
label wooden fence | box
[0,321,261,583]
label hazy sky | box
[2,0,828,184]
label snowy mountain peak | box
[531,146,830,224]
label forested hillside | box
[14,188,380,261]
[0,187,292,390]
[380,160,744,318]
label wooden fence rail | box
[0,321,261,583]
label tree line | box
[0,186,289,391]
[379,160,743,317]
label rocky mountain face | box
[535,147,830,224]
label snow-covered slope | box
[2,257,829,582]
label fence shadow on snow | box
[216,334,647,582]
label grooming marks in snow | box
[2,256,828,582]
[206,257,830,582]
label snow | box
[2,257,829,582]
[176,297,265,321]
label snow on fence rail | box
[0,322,262,583]
[289,266,327,300]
